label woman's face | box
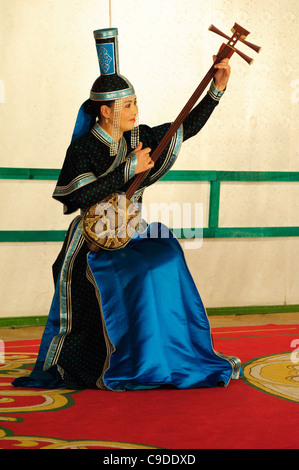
[119,95,138,134]
[101,95,138,138]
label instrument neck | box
[126,44,231,200]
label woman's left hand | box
[213,56,231,91]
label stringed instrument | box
[82,23,261,252]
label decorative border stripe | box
[94,28,118,39]
[149,124,183,183]
[90,86,135,102]
[91,123,128,177]
[124,152,138,183]
[91,121,114,146]
[208,79,225,101]
[53,173,97,197]
[43,218,84,370]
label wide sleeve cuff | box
[208,79,225,102]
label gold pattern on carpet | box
[243,352,299,403]
[0,350,76,421]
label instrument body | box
[82,192,140,251]
[82,23,260,252]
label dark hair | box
[84,99,114,122]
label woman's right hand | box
[133,142,154,174]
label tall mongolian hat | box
[90,28,135,101]
[71,28,139,154]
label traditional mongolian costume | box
[13,28,242,391]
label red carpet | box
[0,324,298,449]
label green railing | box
[1,167,298,322]
[1,167,299,242]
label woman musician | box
[13,28,242,390]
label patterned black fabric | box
[92,74,131,94]
[56,241,108,389]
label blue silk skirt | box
[12,222,242,390]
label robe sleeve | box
[137,82,224,187]
[53,140,133,214]
[182,80,224,141]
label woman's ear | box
[100,104,112,120]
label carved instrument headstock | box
[209,22,261,65]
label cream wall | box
[0,0,298,318]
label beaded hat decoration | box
[90,28,139,155]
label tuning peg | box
[217,41,254,65]
[209,23,261,56]
[240,39,261,54]
[232,47,254,65]
[209,24,230,41]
